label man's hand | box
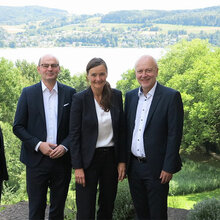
[49,145,66,159]
[160,170,173,184]
[75,169,86,187]
[38,142,57,156]
[118,162,126,181]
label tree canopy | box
[116,39,220,153]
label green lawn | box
[169,186,220,210]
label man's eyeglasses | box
[40,64,59,68]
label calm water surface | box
[0,47,165,87]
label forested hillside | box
[0,6,219,48]
[0,6,68,24]
[101,6,220,26]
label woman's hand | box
[75,168,86,187]
[118,162,126,181]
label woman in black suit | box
[0,126,8,202]
[69,58,126,220]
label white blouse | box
[94,99,114,148]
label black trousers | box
[26,157,71,220]
[76,147,118,220]
[128,156,169,220]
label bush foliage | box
[187,197,220,220]
[169,159,220,195]
[113,180,134,219]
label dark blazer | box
[69,87,125,169]
[125,82,184,178]
[13,81,76,168]
[0,127,8,181]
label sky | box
[0,0,219,14]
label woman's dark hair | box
[86,57,112,112]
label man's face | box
[37,55,60,83]
[135,57,158,94]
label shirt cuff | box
[60,144,68,152]
[35,141,42,152]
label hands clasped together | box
[39,142,66,159]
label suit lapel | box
[35,82,46,124]
[145,83,161,129]
[57,82,65,128]
[110,108,115,129]
[110,92,117,131]
[131,89,139,132]
[86,87,98,122]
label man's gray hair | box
[134,55,158,71]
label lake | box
[0,47,165,87]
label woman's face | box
[87,64,108,91]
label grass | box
[169,156,220,195]
[0,206,6,211]
[168,153,220,210]
[168,188,220,210]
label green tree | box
[59,68,88,92]
[158,39,211,85]
[158,39,220,153]
[71,72,88,92]
[116,69,139,98]
[0,58,28,124]
[15,60,40,85]
[0,121,26,204]
[58,67,72,86]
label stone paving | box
[0,201,48,220]
[0,201,189,219]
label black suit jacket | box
[0,127,8,181]
[13,81,76,168]
[125,82,184,178]
[69,87,126,169]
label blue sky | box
[1,0,220,14]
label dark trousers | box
[26,157,71,220]
[76,147,118,220]
[128,157,169,220]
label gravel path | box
[0,201,49,220]
[0,201,189,219]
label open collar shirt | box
[42,81,58,145]
[131,82,157,157]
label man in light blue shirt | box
[125,55,184,220]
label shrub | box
[113,179,134,219]
[64,175,76,220]
[169,159,220,195]
[187,197,220,220]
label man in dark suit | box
[0,126,8,202]
[125,55,184,220]
[13,54,76,220]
